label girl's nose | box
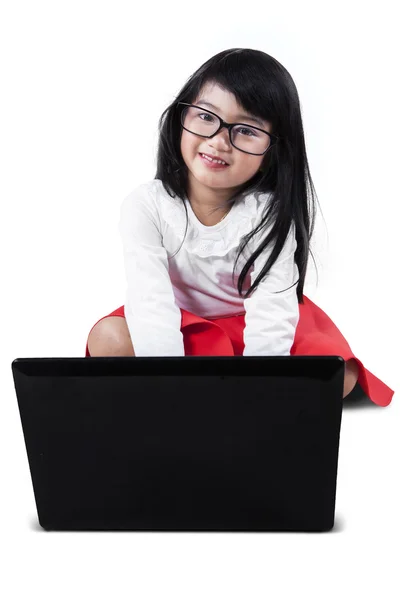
[209,128,231,150]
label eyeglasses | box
[178,102,278,156]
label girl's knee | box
[343,358,359,398]
[87,316,135,356]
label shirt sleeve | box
[118,185,185,356]
[242,223,300,356]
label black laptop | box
[11,355,345,532]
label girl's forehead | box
[195,83,241,111]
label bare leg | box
[87,316,135,356]
[343,358,359,398]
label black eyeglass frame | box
[177,102,279,156]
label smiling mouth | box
[199,153,230,165]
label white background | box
[1,0,399,598]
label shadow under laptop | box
[28,513,346,534]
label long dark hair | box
[155,48,320,303]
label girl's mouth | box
[198,153,229,170]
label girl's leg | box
[87,315,135,356]
[343,358,359,398]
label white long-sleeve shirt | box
[118,179,300,356]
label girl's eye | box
[199,113,215,122]
[237,126,257,137]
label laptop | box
[11,355,345,532]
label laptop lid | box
[11,355,345,532]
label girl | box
[85,48,393,407]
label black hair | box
[155,48,320,303]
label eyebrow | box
[195,99,266,128]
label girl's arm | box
[242,223,300,356]
[118,185,185,356]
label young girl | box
[85,48,393,407]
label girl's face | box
[180,82,271,198]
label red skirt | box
[85,295,394,407]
